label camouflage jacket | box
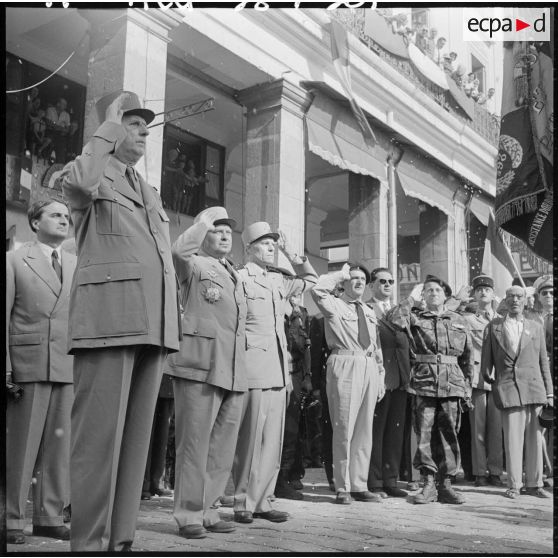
[389,300,474,398]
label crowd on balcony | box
[378,9,498,117]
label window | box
[160,124,225,218]
[471,55,486,94]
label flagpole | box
[497,227,526,289]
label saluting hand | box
[340,263,351,281]
[105,92,131,124]
[409,282,424,306]
[196,207,221,231]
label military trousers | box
[326,353,381,492]
[6,382,72,530]
[172,378,244,527]
[70,345,165,552]
[413,395,461,478]
[469,388,503,477]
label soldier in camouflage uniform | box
[390,275,474,505]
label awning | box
[396,152,456,219]
[407,43,449,90]
[304,92,386,180]
[446,76,475,120]
[469,194,493,227]
[363,10,409,59]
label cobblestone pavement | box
[8,468,553,554]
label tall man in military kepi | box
[61,91,181,551]
[167,206,247,539]
[390,275,474,505]
[311,263,386,505]
[233,222,317,524]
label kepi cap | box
[242,222,279,245]
[533,274,553,293]
[424,274,452,297]
[95,90,155,125]
[472,274,494,291]
[194,206,236,229]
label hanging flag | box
[482,212,516,297]
[495,24,553,262]
[329,19,376,147]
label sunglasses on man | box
[377,278,395,285]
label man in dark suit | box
[481,285,553,500]
[366,268,410,498]
[61,91,181,551]
[6,199,76,544]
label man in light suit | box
[61,91,181,551]
[481,285,553,500]
[6,199,76,545]
[461,275,504,488]
[233,222,317,523]
[366,268,410,498]
[167,206,247,539]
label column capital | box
[237,79,312,118]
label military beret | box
[424,274,452,297]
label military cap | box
[533,274,553,293]
[472,274,494,291]
[242,222,279,245]
[95,90,155,125]
[347,263,371,285]
[424,274,452,297]
[194,206,236,229]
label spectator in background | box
[415,27,429,54]
[427,28,438,58]
[443,52,458,74]
[46,97,71,163]
[389,13,408,35]
[471,78,481,101]
[451,64,467,88]
[463,73,476,96]
[434,37,447,67]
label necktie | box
[355,301,371,349]
[126,167,140,195]
[51,250,62,283]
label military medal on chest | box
[203,270,222,303]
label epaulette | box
[266,265,294,277]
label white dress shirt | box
[504,314,524,354]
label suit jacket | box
[481,316,552,410]
[166,220,248,392]
[238,260,317,389]
[6,242,76,383]
[61,121,180,353]
[368,299,410,391]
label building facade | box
[8,6,545,300]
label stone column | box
[348,174,387,272]
[237,79,311,254]
[81,9,176,191]
[419,205,450,282]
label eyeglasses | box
[378,279,395,285]
[540,289,553,296]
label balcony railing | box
[329,9,500,146]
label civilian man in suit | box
[481,285,553,500]
[311,263,385,505]
[61,91,180,551]
[366,268,410,498]
[167,206,247,539]
[233,222,317,524]
[461,275,503,487]
[6,199,76,544]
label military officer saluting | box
[168,206,247,539]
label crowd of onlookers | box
[378,9,498,116]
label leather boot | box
[411,473,437,504]
[437,476,465,504]
[275,471,303,500]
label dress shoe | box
[525,487,551,498]
[234,511,253,523]
[253,510,289,522]
[32,525,71,540]
[289,478,303,491]
[63,504,71,523]
[336,491,352,505]
[370,487,388,498]
[505,488,520,499]
[384,486,408,498]
[328,481,336,492]
[487,475,504,487]
[141,491,152,500]
[350,490,382,502]
[7,529,26,544]
[407,480,420,491]
[220,495,234,507]
[205,520,236,533]
[275,482,303,500]
[120,542,133,552]
[437,477,465,504]
[151,486,173,497]
[474,476,488,487]
[178,524,207,539]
